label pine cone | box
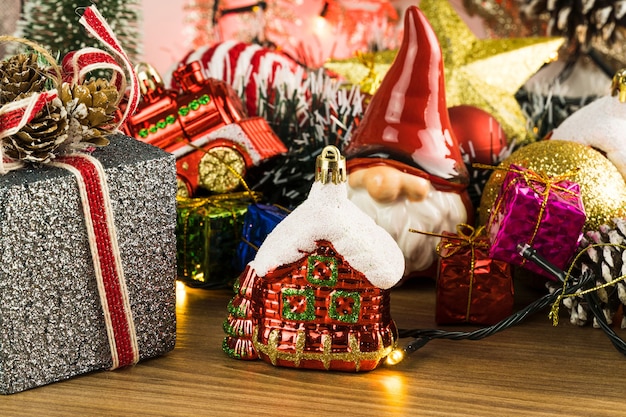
[560,218,626,328]
[3,97,69,163]
[521,0,626,45]
[0,53,48,104]
[59,78,119,149]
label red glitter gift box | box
[486,164,586,280]
[435,225,513,325]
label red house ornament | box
[223,146,405,371]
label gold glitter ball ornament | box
[197,146,246,194]
[478,140,626,231]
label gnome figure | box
[345,5,471,279]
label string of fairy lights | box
[387,243,626,365]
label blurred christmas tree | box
[14,0,142,62]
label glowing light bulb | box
[176,280,187,309]
[385,348,405,366]
[547,51,559,63]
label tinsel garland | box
[243,66,364,208]
[516,87,598,140]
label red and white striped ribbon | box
[0,91,58,141]
[61,48,126,93]
[73,5,140,125]
[0,5,143,368]
[0,91,59,173]
[50,153,140,369]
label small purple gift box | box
[487,164,586,279]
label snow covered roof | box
[250,181,405,290]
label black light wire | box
[397,243,626,357]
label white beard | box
[347,185,468,277]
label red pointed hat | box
[345,5,469,193]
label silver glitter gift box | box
[0,134,177,394]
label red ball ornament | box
[448,105,507,166]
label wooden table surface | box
[1,278,625,416]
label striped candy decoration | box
[169,40,299,117]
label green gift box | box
[176,193,259,288]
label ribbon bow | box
[435,224,488,258]
[410,224,488,321]
[0,5,139,173]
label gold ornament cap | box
[135,62,164,96]
[611,68,626,103]
[315,145,346,184]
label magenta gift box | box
[487,164,586,279]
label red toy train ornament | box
[118,61,287,197]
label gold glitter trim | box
[253,327,395,371]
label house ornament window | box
[306,255,338,287]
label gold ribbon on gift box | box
[476,163,580,268]
[410,224,488,322]
[177,191,262,284]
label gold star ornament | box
[324,50,396,96]
[419,0,563,143]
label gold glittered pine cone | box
[0,53,48,104]
[59,78,119,148]
[3,97,69,163]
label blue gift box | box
[236,203,290,271]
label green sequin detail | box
[281,288,315,321]
[227,299,246,318]
[139,94,212,138]
[222,318,246,337]
[306,255,338,286]
[198,94,210,105]
[329,290,361,323]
